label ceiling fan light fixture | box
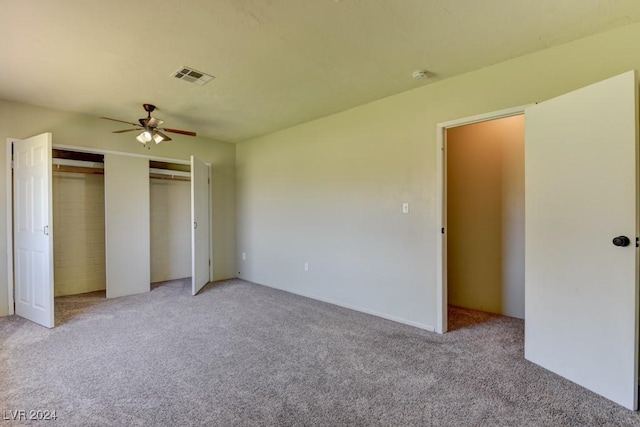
[152,132,165,144]
[136,130,152,144]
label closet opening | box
[149,161,192,291]
[52,149,106,299]
[444,114,525,331]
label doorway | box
[435,106,527,334]
[446,115,525,328]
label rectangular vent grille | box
[172,67,215,86]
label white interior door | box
[104,154,150,298]
[525,70,639,409]
[13,133,54,328]
[191,155,210,295]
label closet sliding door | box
[104,154,150,298]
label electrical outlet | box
[242,252,246,261]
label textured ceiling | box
[2,0,640,143]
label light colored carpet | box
[1,278,639,426]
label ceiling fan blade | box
[147,117,163,128]
[112,128,141,133]
[154,131,172,142]
[100,116,140,127]
[162,128,197,137]
[139,118,148,127]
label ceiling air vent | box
[172,67,215,86]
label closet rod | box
[149,168,190,178]
[53,158,104,169]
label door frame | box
[5,140,213,315]
[435,105,530,334]
[5,138,18,315]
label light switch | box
[402,202,410,214]
[242,252,246,261]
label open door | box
[525,70,639,409]
[13,133,54,328]
[191,155,210,295]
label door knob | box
[612,236,630,247]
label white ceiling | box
[3,0,640,143]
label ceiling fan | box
[100,104,197,147]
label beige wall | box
[446,116,525,318]
[0,100,236,316]
[53,171,106,296]
[150,178,191,283]
[236,22,640,330]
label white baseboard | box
[250,280,436,333]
